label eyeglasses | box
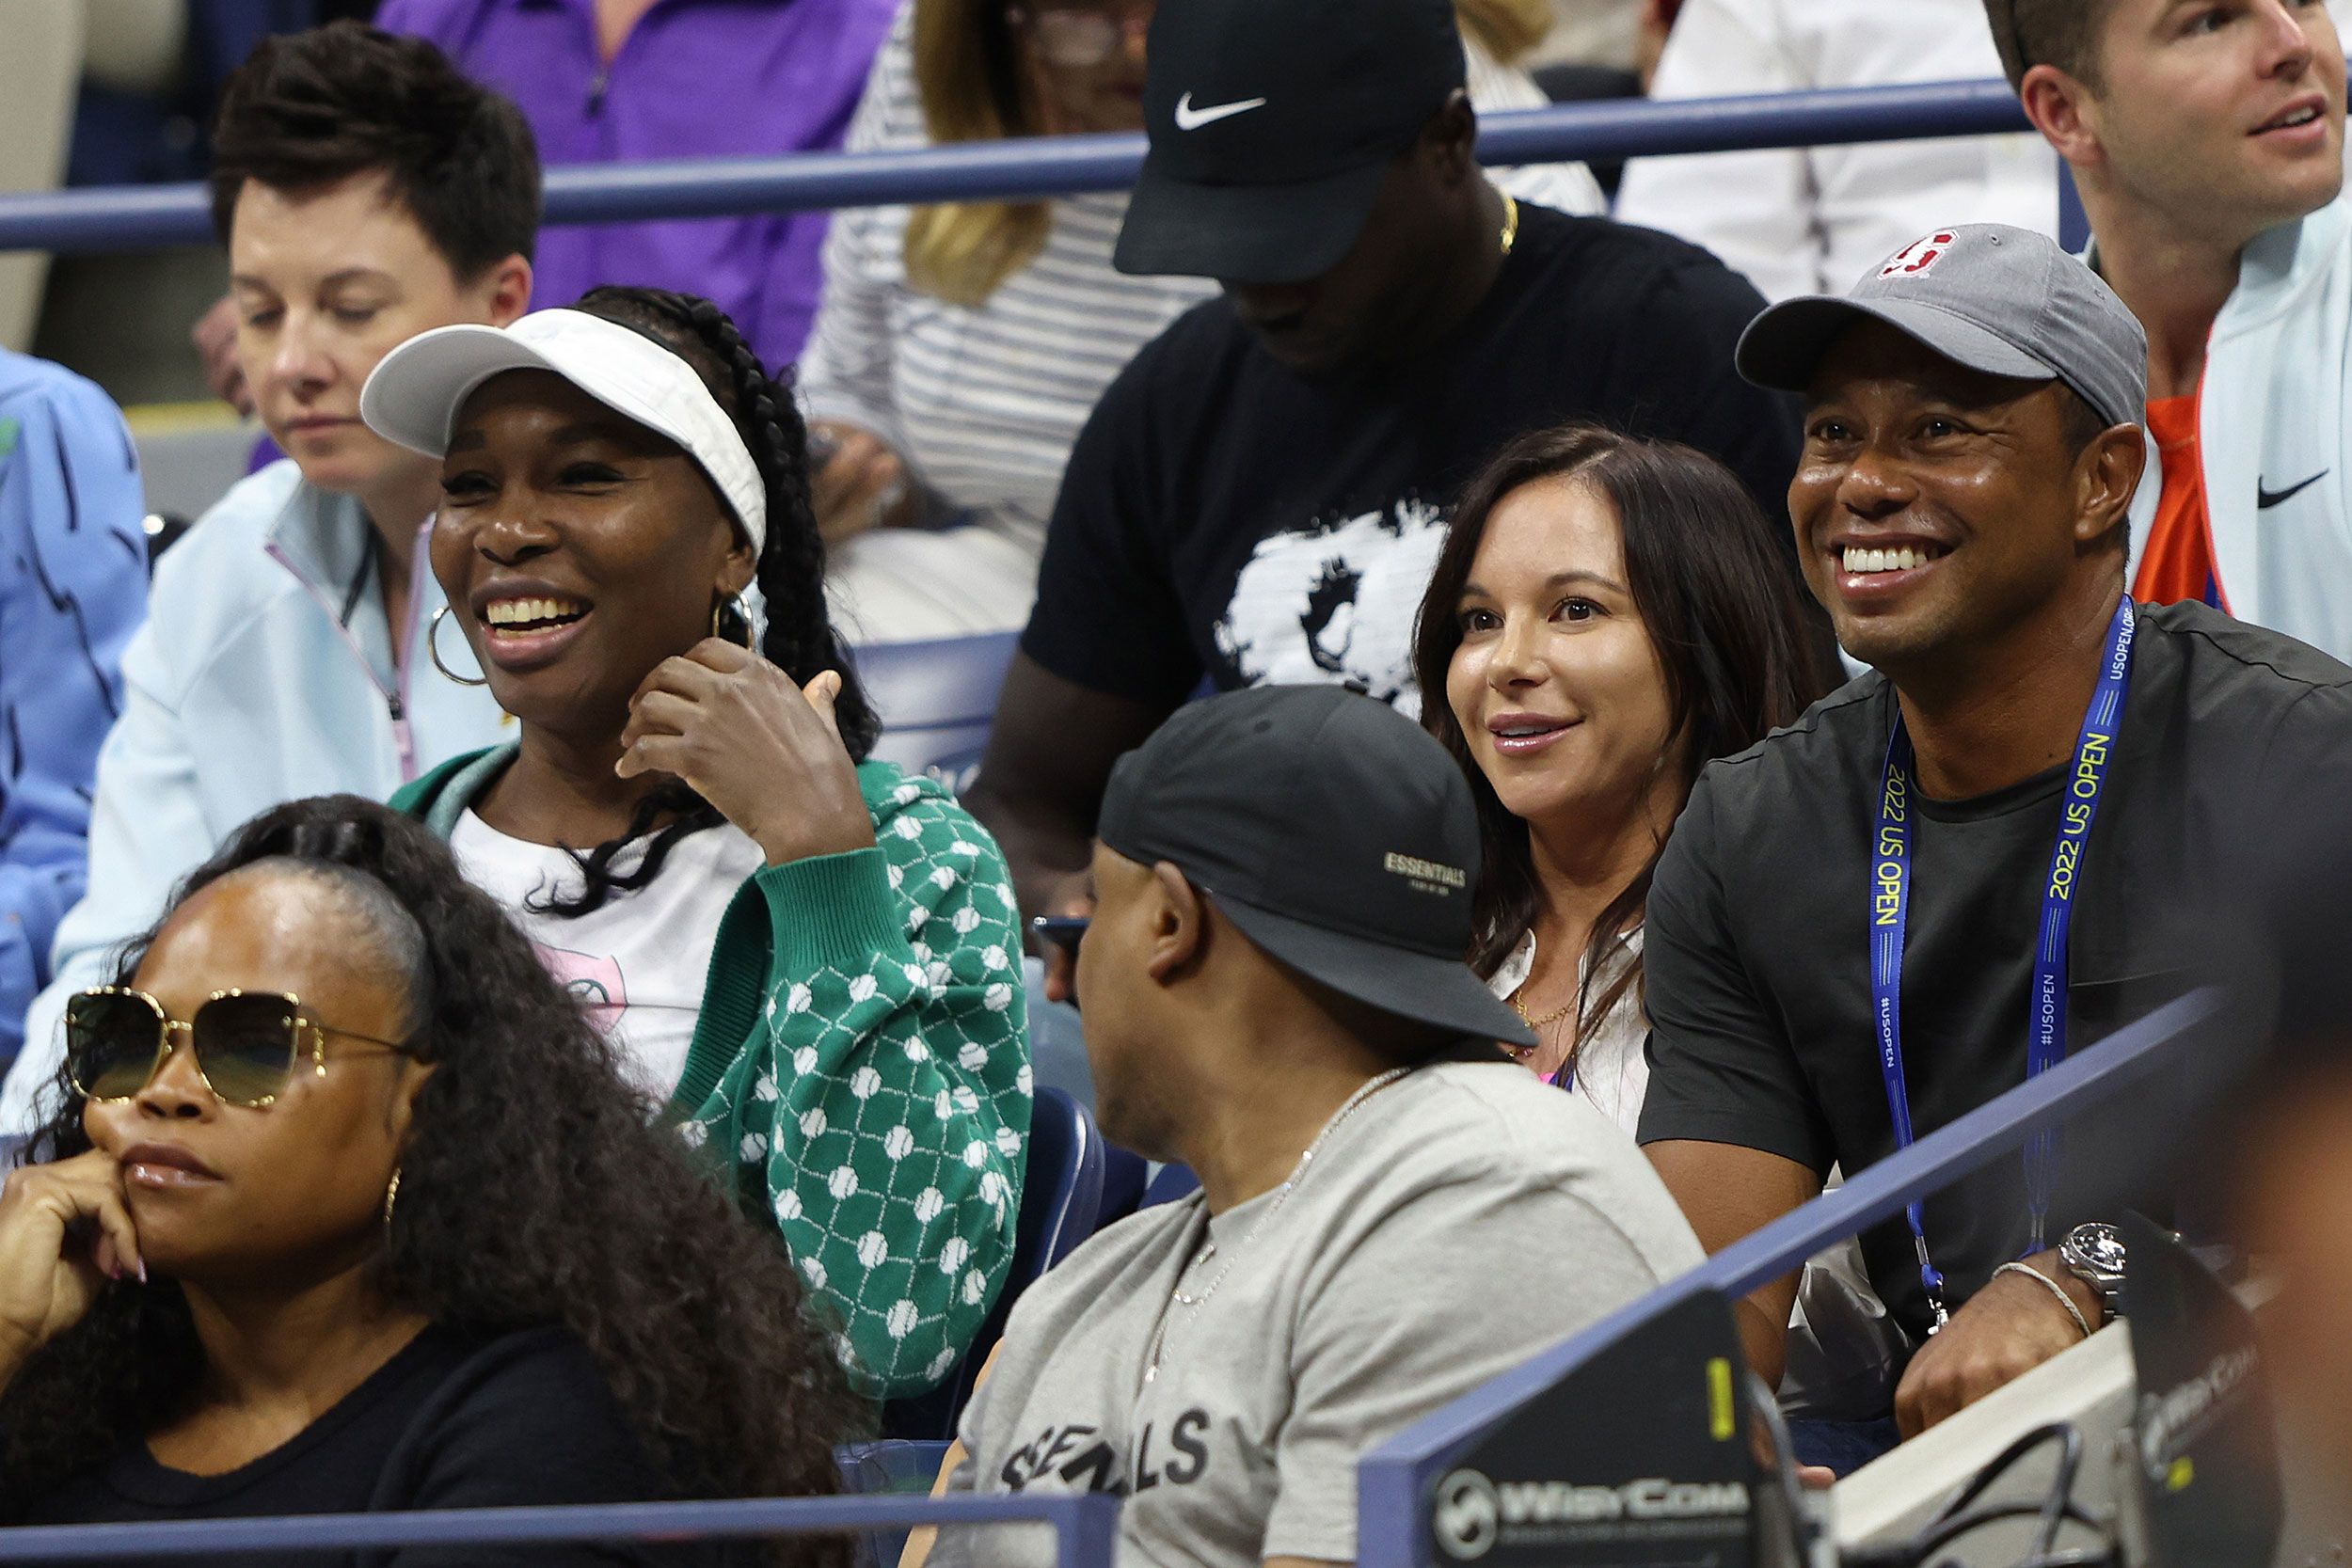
[66,987,417,1109]
[1008,2,1152,68]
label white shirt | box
[1486,927,1648,1133]
[1615,0,2058,300]
[449,811,766,1103]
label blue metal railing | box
[1355,986,2227,1568]
[0,77,2039,254]
[0,1490,1119,1565]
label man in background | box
[1991,0,2352,659]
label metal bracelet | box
[1993,1259,2093,1341]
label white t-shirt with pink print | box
[450,810,766,1103]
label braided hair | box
[535,286,881,917]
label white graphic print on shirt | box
[1210,498,1450,717]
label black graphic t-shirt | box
[1022,203,1802,713]
[1637,602,2352,1341]
[930,1063,1703,1568]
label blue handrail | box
[0,1490,1120,1566]
[1355,986,2227,1568]
[0,76,2036,254]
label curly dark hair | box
[532,284,883,917]
[1,797,864,1555]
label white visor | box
[360,308,770,555]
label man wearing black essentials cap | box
[927,687,1702,1568]
[1634,222,2352,1459]
[965,0,1832,948]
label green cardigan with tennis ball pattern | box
[395,748,1032,1400]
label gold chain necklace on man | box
[1142,1066,1414,1385]
[1500,192,1520,259]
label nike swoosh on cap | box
[2257,471,2328,509]
[1173,92,1269,131]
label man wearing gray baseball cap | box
[1634,223,2352,1464]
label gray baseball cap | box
[1736,224,2148,432]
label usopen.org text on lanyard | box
[1870,599,2136,1331]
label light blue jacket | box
[1,461,512,1131]
[0,353,148,1062]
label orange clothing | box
[2133,393,2225,610]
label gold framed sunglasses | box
[65,987,417,1109]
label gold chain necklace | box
[1142,1066,1414,1384]
[1503,988,1574,1062]
[1500,192,1520,259]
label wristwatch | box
[2059,1222,2130,1323]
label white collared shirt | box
[1486,927,1649,1133]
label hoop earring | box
[383,1168,403,1229]
[712,595,755,650]
[428,606,489,687]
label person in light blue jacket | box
[1,24,536,1131]
[0,352,148,1066]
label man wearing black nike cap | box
[924,687,1702,1568]
[966,0,1835,956]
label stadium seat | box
[838,1438,955,1568]
[853,631,1020,794]
[882,1085,1105,1440]
[1142,1163,1200,1207]
[1097,1145,1149,1231]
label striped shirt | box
[797,6,1604,566]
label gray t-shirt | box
[933,1060,1706,1568]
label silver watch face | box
[2068,1222,2128,1278]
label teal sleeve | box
[679,781,1033,1400]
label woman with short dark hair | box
[0,796,858,1559]
[1414,424,1830,1119]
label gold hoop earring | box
[383,1168,403,1229]
[428,607,489,687]
[713,595,755,650]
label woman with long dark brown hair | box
[1413,423,1832,1122]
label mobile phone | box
[1029,915,1090,949]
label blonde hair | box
[1454,0,1552,64]
[904,0,1555,306]
[905,0,1053,307]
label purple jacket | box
[376,0,898,370]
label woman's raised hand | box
[618,641,879,867]
[0,1150,143,1381]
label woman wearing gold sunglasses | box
[0,796,858,1559]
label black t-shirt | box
[1636,601,2352,1340]
[1023,203,1803,710]
[13,1324,753,1567]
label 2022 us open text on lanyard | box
[1871,597,2136,1331]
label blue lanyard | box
[1870,599,2137,1329]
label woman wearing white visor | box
[358,288,1031,1402]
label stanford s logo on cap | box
[1173,91,1270,130]
[1880,230,1962,279]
